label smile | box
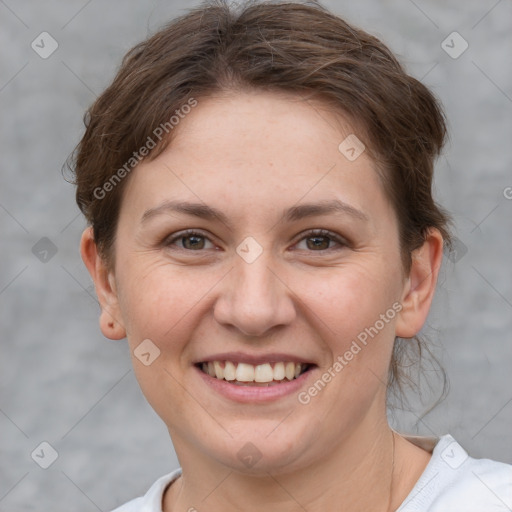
[197,360,312,386]
[194,357,317,402]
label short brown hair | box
[68,0,451,405]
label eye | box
[164,229,216,251]
[163,228,348,253]
[294,229,348,251]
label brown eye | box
[181,234,206,250]
[306,235,331,250]
[295,229,347,252]
[165,230,214,251]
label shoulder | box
[109,468,182,512]
[398,434,512,512]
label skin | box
[81,89,443,512]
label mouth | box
[195,360,315,387]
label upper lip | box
[194,351,316,366]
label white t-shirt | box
[111,434,512,512]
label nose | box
[213,251,296,338]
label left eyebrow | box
[282,199,369,224]
[140,198,369,228]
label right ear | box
[80,227,126,340]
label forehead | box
[170,89,363,166]
[120,90,393,227]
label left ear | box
[395,228,444,338]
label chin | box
[202,422,317,475]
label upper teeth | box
[201,361,304,383]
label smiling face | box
[82,89,441,477]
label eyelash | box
[163,228,348,253]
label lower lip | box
[194,365,316,403]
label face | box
[84,90,435,475]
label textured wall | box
[1,0,511,510]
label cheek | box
[291,258,403,397]
[295,261,402,339]
[118,251,402,352]
[116,262,213,419]
[117,259,221,350]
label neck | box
[164,417,401,512]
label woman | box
[70,1,512,510]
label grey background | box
[1,0,511,510]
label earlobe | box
[99,310,127,340]
[395,229,444,339]
[80,227,127,340]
